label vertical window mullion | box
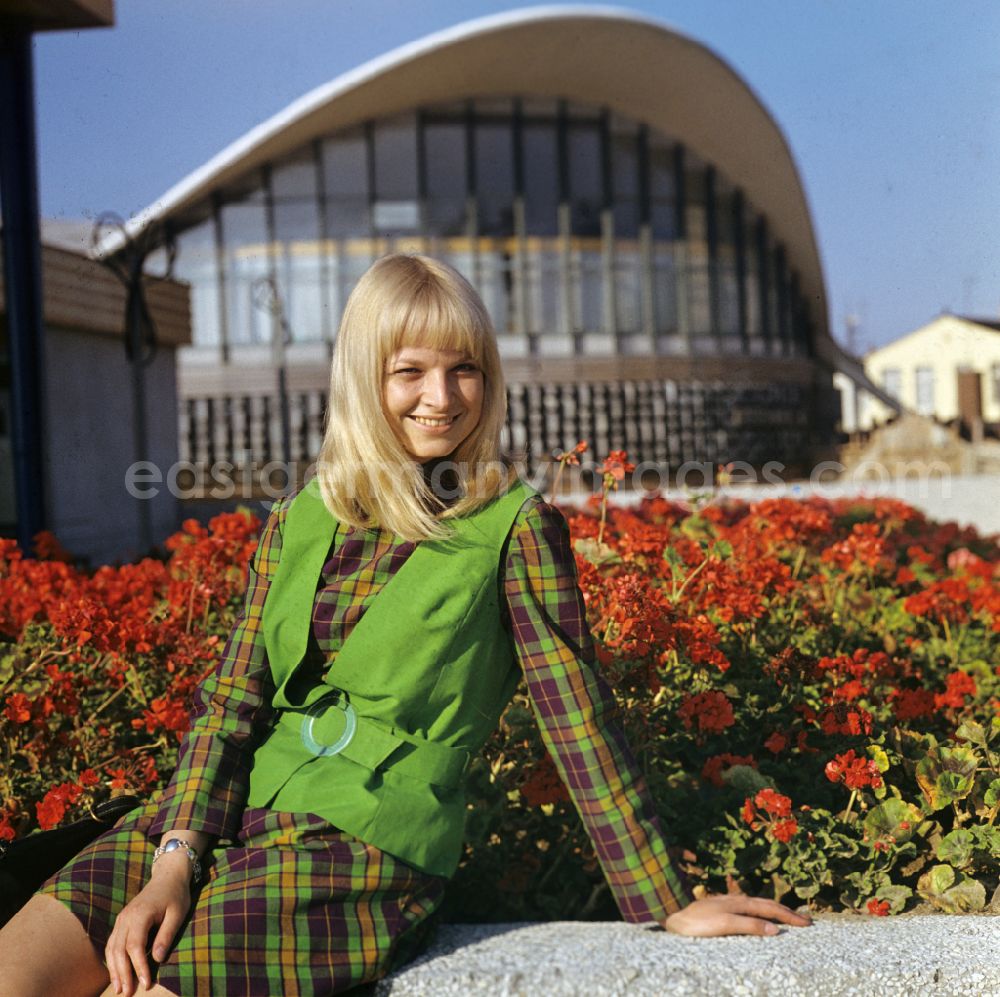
[211,192,230,366]
[556,99,573,344]
[415,108,428,232]
[600,108,616,342]
[774,245,789,356]
[755,215,771,355]
[511,98,530,347]
[464,101,480,287]
[637,124,655,347]
[673,143,690,354]
[312,138,335,353]
[364,121,378,255]
[732,189,749,354]
[261,165,283,359]
[705,165,720,349]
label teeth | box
[413,416,455,427]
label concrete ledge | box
[375,916,1000,996]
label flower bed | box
[1,466,998,921]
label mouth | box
[410,415,459,428]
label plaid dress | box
[38,489,691,995]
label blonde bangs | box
[376,269,491,368]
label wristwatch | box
[152,837,203,885]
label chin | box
[405,431,473,463]
[411,445,455,461]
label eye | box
[453,362,480,373]
[391,366,421,375]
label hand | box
[663,894,812,937]
[105,856,192,995]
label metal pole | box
[0,27,47,554]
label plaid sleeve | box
[503,496,694,926]
[147,496,290,843]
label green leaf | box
[916,754,975,811]
[867,744,891,773]
[573,537,622,567]
[0,649,16,688]
[864,798,921,844]
[712,539,734,559]
[917,864,987,913]
[937,770,975,805]
[972,825,1000,859]
[663,545,684,571]
[919,863,955,895]
[955,721,988,747]
[984,779,1000,809]
[680,515,712,541]
[939,745,979,779]
[936,829,975,869]
[874,884,913,915]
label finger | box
[104,931,120,994]
[125,930,154,994]
[152,905,184,963]
[107,924,132,995]
[716,913,784,937]
[736,897,812,925]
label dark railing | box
[178,379,814,497]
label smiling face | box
[383,345,485,461]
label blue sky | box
[34,0,1000,352]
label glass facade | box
[164,97,816,363]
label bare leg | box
[0,894,180,997]
[0,893,110,997]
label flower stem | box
[548,460,566,505]
[842,789,858,823]
[597,486,610,545]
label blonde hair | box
[315,253,515,541]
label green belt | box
[275,689,472,790]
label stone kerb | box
[374,916,1000,996]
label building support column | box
[0,28,47,552]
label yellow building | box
[836,314,1000,433]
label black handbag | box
[0,794,143,927]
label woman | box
[0,254,809,997]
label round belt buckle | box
[301,689,357,757]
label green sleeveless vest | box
[246,474,539,877]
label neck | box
[420,455,462,507]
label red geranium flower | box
[934,670,976,710]
[677,690,735,734]
[601,450,636,483]
[3,692,32,725]
[763,731,788,755]
[753,788,792,818]
[824,749,883,791]
[771,818,799,843]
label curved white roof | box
[99,5,832,341]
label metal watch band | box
[152,837,203,885]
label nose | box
[422,368,453,410]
